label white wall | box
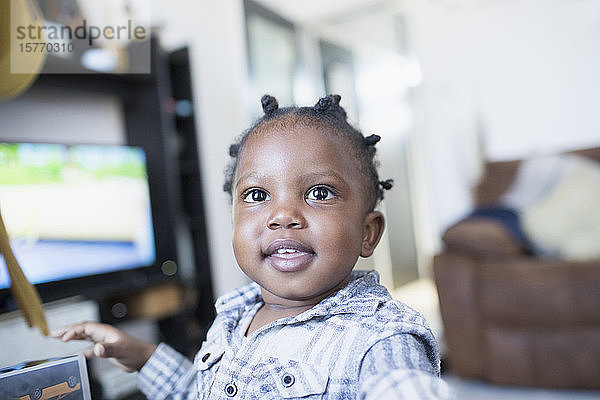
[407,0,600,253]
[152,0,251,297]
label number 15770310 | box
[18,42,74,53]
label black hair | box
[223,94,393,211]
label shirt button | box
[225,382,237,397]
[201,353,210,362]
[282,373,295,387]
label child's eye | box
[306,186,334,201]
[242,188,270,203]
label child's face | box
[231,125,384,304]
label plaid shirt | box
[138,270,455,399]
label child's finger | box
[54,324,85,341]
[49,326,69,338]
[79,346,95,359]
[93,343,108,357]
[51,321,99,342]
[76,344,108,360]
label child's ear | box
[361,211,385,257]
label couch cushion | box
[500,154,575,211]
[520,155,600,260]
[442,218,523,258]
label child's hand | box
[51,321,157,372]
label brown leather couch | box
[433,147,600,389]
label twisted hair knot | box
[364,134,381,146]
[380,179,394,191]
[228,143,240,158]
[314,94,342,113]
[261,94,279,115]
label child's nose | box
[267,203,306,230]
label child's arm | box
[51,321,157,372]
[358,334,456,399]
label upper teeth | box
[277,248,297,254]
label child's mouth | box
[263,239,315,272]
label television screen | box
[0,143,156,290]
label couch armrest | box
[442,218,524,259]
[433,253,484,378]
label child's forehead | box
[260,113,325,131]
[248,115,349,148]
[243,123,351,161]
[237,115,369,181]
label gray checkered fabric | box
[138,270,455,399]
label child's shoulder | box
[343,270,433,334]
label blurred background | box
[1,0,600,399]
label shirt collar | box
[214,270,388,319]
[214,282,262,314]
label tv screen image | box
[0,143,156,290]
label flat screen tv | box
[0,142,171,311]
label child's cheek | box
[322,218,363,257]
[232,209,263,256]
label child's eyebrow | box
[297,170,349,188]
[234,170,350,190]
[234,171,266,189]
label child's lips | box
[264,239,313,255]
[263,239,315,272]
